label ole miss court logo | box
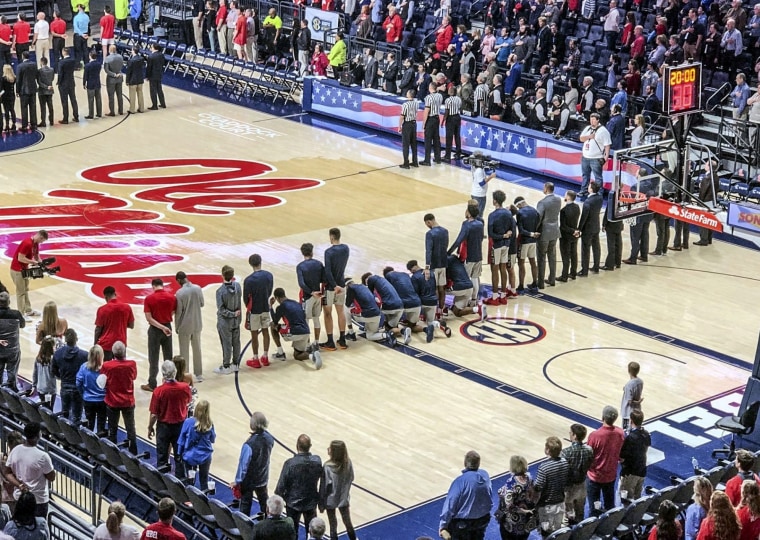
[0,158,323,304]
[460,317,547,346]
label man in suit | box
[558,191,581,282]
[126,46,145,114]
[103,44,124,116]
[398,57,415,96]
[601,204,624,270]
[37,56,54,127]
[695,159,719,246]
[578,181,602,276]
[624,213,652,264]
[57,46,79,123]
[381,51,399,94]
[363,48,378,89]
[536,181,561,288]
[82,51,101,119]
[16,51,39,130]
[146,43,165,110]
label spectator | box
[94,286,134,361]
[602,0,621,50]
[177,399,215,491]
[307,517,327,540]
[4,423,55,517]
[398,57,415,95]
[619,410,651,500]
[142,278,176,393]
[611,80,628,116]
[727,0,747,31]
[458,73,473,114]
[451,24,469,55]
[504,55,523,95]
[737,480,760,540]
[49,328,84,412]
[438,450,491,540]
[647,500,682,540]
[495,455,536,538]
[234,412,275,516]
[624,61,641,96]
[495,27,512,67]
[534,436,568,535]
[76,345,107,434]
[147,360,192,476]
[275,434,322,539]
[561,423,593,525]
[252,495,296,540]
[564,79,579,114]
[726,450,760,506]
[621,361,644,429]
[587,405,625,514]
[580,76,595,120]
[685,477,713,540]
[321,441,358,540]
[355,5,372,39]
[380,52,399,94]
[215,265,241,374]
[460,44,476,80]
[175,271,205,383]
[383,4,403,43]
[35,301,66,349]
[579,114,611,198]
[732,72,750,121]
[327,33,346,78]
[697,491,741,540]
[607,104,625,150]
[102,341,138,454]
[311,44,329,76]
[631,26,646,61]
[564,39,581,82]
[631,114,645,147]
[721,19,742,80]
[682,9,705,60]
[0,292,25,390]
[435,16,453,53]
[31,337,56,409]
[140,498,184,540]
[2,492,48,539]
[94,501,140,540]
[703,23,721,69]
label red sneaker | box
[506,290,519,298]
[484,297,501,306]
[260,355,270,367]
[499,296,508,304]
[246,358,262,369]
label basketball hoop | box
[618,191,648,204]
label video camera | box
[21,257,61,280]
[463,153,499,173]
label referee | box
[399,89,420,169]
[443,85,462,161]
[421,82,443,166]
[473,73,489,117]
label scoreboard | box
[663,63,702,116]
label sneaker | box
[231,363,240,372]
[516,286,525,294]
[346,331,357,342]
[195,375,204,383]
[140,384,154,392]
[337,337,348,349]
[480,305,488,322]
[444,326,452,338]
[506,290,519,298]
[386,331,397,347]
[25,310,41,317]
[246,358,262,369]
[274,351,287,361]
[484,297,500,306]
[260,355,270,367]
[321,340,337,351]
[499,295,509,304]
[402,327,412,345]
[441,307,450,317]
[425,324,434,343]
[213,365,232,375]
[311,350,323,370]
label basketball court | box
[2,76,758,537]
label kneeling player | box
[345,278,397,345]
[269,288,322,370]
[446,255,487,319]
[407,260,451,342]
[363,271,411,345]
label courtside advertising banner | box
[728,202,760,234]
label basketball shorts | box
[519,243,537,260]
[404,307,421,325]
[383,308,403,328]
[432,267,446,286]
[325,289,346,306]
[492,246,509,265]
[283,333,310,352]
[303,296,322,327]
[453,289,473,309]
[248,312,272,332]
[465,261,482,278]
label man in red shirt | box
[147,360,191,476]
[142,278,176,392]
[94,286,135,360]
[383,4,403,43]
[586,405,625,514]
[0,16,12,68]
[232,6,247,60]
[99,5,116,62]
[101,341,138,453]
[140,498,185,540]
[630,25,646,62]
[10,229,47,318]
[726,449,760,506]
[49,11,66,68]
[12,12,31,59]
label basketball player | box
[448,204,484,303]
[322,228,349,350]
[269,288,322,369]
[446,255,487,320]
[485,190,515,305]
[243,254,275,368]
[344,279,396,345]
[362,272,411,345]
[296,243,325,353]
[406,261,452,342]
[383,266,423,336]
[423,213,449,313]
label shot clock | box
[663,63,702,116]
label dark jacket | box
[57,56,77,88]
[146,51,164,82]
[83,60,102,89]
[602,208,624,233]
[383,60,399,93]
[275,452,322,511]
[126,54,146,85]
[16,60,39,95]
[297,26,311,52]
[52,344,89,387]
[579,192,603,235]
[364,56,378,89]
[398,66,415,95]
[0,307,25,359]
[251,516,296,540]
[559,202,580,239]
[37,66,55,96]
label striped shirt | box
[424,92,443,119]
[474,83,489,117]
[534,457,569,506]
[445,95,462,115]
[401,99,420,122]
[560,442,594,485]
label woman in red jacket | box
[435,16,453,53]
[737,480,760,540]
[697,491,741,540]
[647,500,682,540]
[311,44,329,76]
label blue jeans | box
[207,28,217,52]
[60,384,83,422]
[580,156,604,196]
[586,478,616,516]
[471,196,487,219]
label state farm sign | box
[647,197,724,233]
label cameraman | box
[470,153,496,218]
[578,113,611,199]
[10,229,47,319]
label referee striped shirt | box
[445,95,462,116]
[474,83,489,116]
[424,92,443,119]
[401,99,419,122]
[534,457,569,506]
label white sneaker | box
[480,305,488,322]
[311,350,322,370]
[213,365,232,375]
[402,327,412,345]
[195,375,204,382]
[231,363,240,372]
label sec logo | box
[460,317,546,346]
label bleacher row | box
[108,28,303,104]
[0,385,255,540]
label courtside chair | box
[547,527,573,540]
[0,386,27,422]
[58,416,88,456]
[139,462,172,499]
[185,485,218,534]
[118,448,151,491]
[38,406,67,445]
[79,427,108,465]
[231,511,255,539]
[99,438,130,476]
[569,517,599,540]
[712,400,760,460]
[19,394,45,425]
[208,498,242,540]
[614,495,653,539]
[163,474,195,517]
[590,506,626,540]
